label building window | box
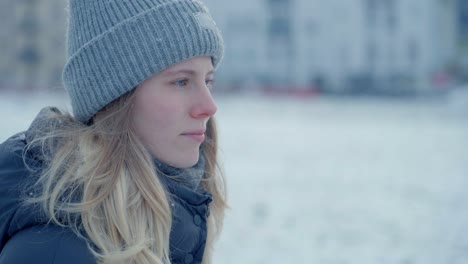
[408,37,419,66]
[365,0,377,25]
[367,41,377,67]
[267,0,291,10]
[383,0,397,33]
[268,17,291,37]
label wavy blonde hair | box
[26,91,227,264]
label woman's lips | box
[181,131,205,142]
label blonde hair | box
[26,91,227,264]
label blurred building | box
[0,0,463,94]
[457,0,468,80]
[205,0,459,94]
[0,0,67,91]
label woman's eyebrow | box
[162,69,215,76]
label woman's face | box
[131,56,217,168]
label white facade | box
[204,0,458,93]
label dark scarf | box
[153,153,205,191]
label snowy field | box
[1,91,467,264]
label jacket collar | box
[154,155,212,206]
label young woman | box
[0,0,227,263]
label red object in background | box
[432,71,452,89]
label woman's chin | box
[164,153,199,169]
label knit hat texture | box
[62,0,224,123]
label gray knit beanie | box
[62,0,224,123]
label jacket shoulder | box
[0,134,95,263]
[0,133,29,173]
[0,224,96,264]
[0,133,42,251]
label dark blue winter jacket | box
[0,112,213,264]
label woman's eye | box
[174,79,189,87]
[206,79,215,88]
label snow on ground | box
[1,91,467,264]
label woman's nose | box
[190,83,218,118]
